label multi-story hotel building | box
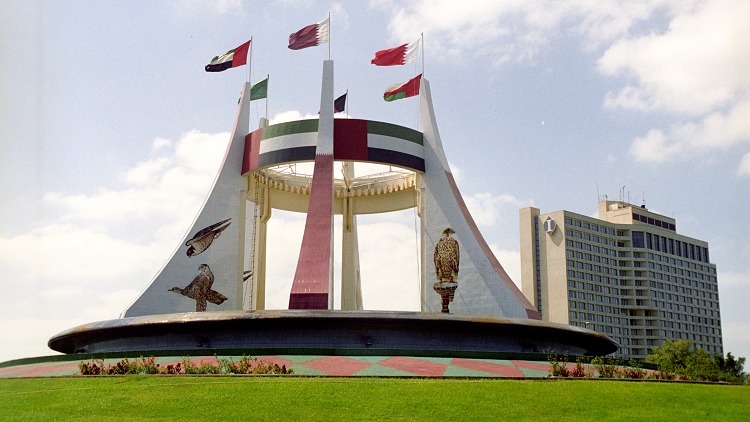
[520,200,722,360]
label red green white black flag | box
[383,74,422,102]
[205,40,251,72]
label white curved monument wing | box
[419,79,540,319]
[122,83,251,317]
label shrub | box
[182,358,221,375]
[622,359,646,379]
[591,356,621,379]
[218,355,293,375]
[78,355,293,376]
[78,359,104,375]
[570,355,590,378]
[547,351,571,377]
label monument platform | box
[48,310,617,357]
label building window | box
[632,231,644,248]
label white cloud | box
[357,214,421,311]
[594,1,750,171]
[599,1,750,115]
[45,130,227,225]
[721,320,750,359]
[463,192,524,227]
[377,1,750,173]
[0,224,161,285]
[373,0,690,66]
[0,286,144,362]
[271,110,318,124]
[331,2,351,31]
[0,130,231,362]
[737,151,750,177]
[377,1,549,65]
[448,161,463,183]
[261,209,421,312]
[628,97,750,164]
[718,269,750,288]
[629,129,675,163]
[717,268,750,357]
[489,245,522,288]
[180,0,244,15]
[151,137,172,151]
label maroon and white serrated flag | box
[288,17,330,50]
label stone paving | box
[0,355,553,378]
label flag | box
[334,93,347,113]
[383,74,422,102]
[288,17,330,50]
[317,93,347,114]
[371,39,419,66]
[205,40,251,72]
[250,77,268,101]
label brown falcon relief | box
[433,227,459,313]
[169,264,228,312]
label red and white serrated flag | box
[288,17,330,50]
[371,39,419,66]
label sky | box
[1,0,748,364]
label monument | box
[48,59,616,358]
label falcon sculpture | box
[433,227,460,312]
[434,227,460,284]
[169,264,227,312]
[185,218,231,257]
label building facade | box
[520,200,722,360]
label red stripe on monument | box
[333,119,368,160]
[242,128,263,174]
[289,153,334,309]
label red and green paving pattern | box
[0,355,552,378]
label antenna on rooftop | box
[596,180,600,202]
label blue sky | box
[1,0,748,363]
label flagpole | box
[421,32,424,78]
[248,37,253,83]
[328,12,331,60]
[345,89,348,118]
[265,74,269,120]
[248,38,253,129]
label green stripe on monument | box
[367,120,423,145]
[261,119,319,140]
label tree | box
[647,339,746,383]
[713,352,746,383]
[646,339,693,376]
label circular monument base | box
[48,310,618,357]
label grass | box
[1,377,748,421]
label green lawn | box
[1,377,748,421]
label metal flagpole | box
[265,74,269,120]
[417,32,424,128]
[421,32,424,77]
[248,37,253,129]
[248,37,253,83]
